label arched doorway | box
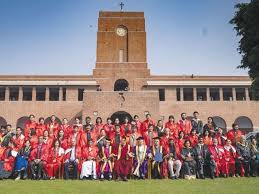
[212,116,227,133]
[44,116,62,125]
[110,111,133,124]
[114,79,129,91]
[234,116,253,133]
[0,117,7,127]
[16,116,30,129]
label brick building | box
[0,11,258,133]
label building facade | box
[0,11,258,133]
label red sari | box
[114,144,132,177]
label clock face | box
[116,27,127,36]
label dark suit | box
[193,144,209,178]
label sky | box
[0,0,251,76]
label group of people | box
[0,111,258,181]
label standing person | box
[129,125,141,148]
[165,116,179,138]
[35,117,46,137]
[24,114,37,138]
[114,136,133,181]
[193,136,209,179]
[63,138,81,180]
[46,115,60,138]
[236,135,251,177]
[94,117,104,136]
[181,140,196,180]
[250,137,259,177]
[100,138,113,181]
[178,113,192,136]
[14,140,31,180]
[43,130,54,149]
[141,114,155,135]
[60,118,72,139]
[121,117,132,136]
[191,111,203,136]
[46,140,64,180]
[143,124,158,148]
[84,116,94,131]
[80,139,98,180]
[223,139,236,177]
[208,138,225,178]
[12,127,25,150]
[203,117,217,137]
[133,137,148,179]
[103,117,115,138]
[81,124,97,148]
[203,130,213,146]
[133,115,142,133]
[227,124,243,146]
[57,130,69,150]
[29,136,49,180]
[155,120,165,137]
[215,128,227,146]
[188,129,199,147]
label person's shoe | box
[116,177,121,181]
[122,176,128,182]
[15,175,21,181]
[108,173,112,181]
[184,175,190,180]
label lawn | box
[0,178,258,194]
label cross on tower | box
[119,2,124,11]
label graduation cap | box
[136,136,144,141]
[153,137,161,140]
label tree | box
[230,0,259,100]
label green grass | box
[0,178,258,194]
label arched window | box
[16,116,30,129]
[114,79,129,91]
[44,116,62,125]
[234,116,253,133]
[111,111,133,124]
[212,116,227,132]
[0,117,7,127]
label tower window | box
[36,87,46,101]
[49,88,59,101]
[210,88,220,101]
[23,87,32,101]
[183,88,193,101]
[197,88,207,101]
[78,88,84,101]
[223,88,233,101]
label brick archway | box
[114,79,129,91]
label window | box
[196,88,207,101]
[236,88,246,101]
[158,89,165,101]
[36,87,46,101]
[183,88,193,101]
[119,49,124,62]
[62,88,66,101]
[249,88,254,101]
[176,88,181,101]
[22,87,32,101]
[78,88,84,101]
[209,88,220,101]
[223,88,233,101]
[0,87,5,101]
[9,87,19,101]
[49,88,59,101]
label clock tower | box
[93,11,150,91]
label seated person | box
[29,136,49,180]
[181,140,196,180]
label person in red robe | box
[94,117,104,136]
[57,129,69,150]
[114,136,133,181]
[226,123,243,146]
[223,139,236,177]
[165,115,179,139]
[74,117,83,133]
[141,114,156,135]
[43,130,54,149]
[12,127,25,150]
[178,113,192,136]
[203,130,213,146]
[132,115,142,134]
[68,125,82,148]
[60,118,72,139]
[176,131,185,159]
[24,114,37,138]
[27,129,38,149]
[103,117,115,138]
[80,139,99,179]
[46,115,60,138]
[29,136,49,179]
[208,138,225,178]
[215,127,227,146]
[143,124,158,147]
[35,117,46,137]
[160,128,172,148]
[120,117,132,136]
[81,124,97,148]
[188,129,198,147]
[0,140,16,179]
[63,138,82,179]
[46,139,64,179]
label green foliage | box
[230,0,259,100]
